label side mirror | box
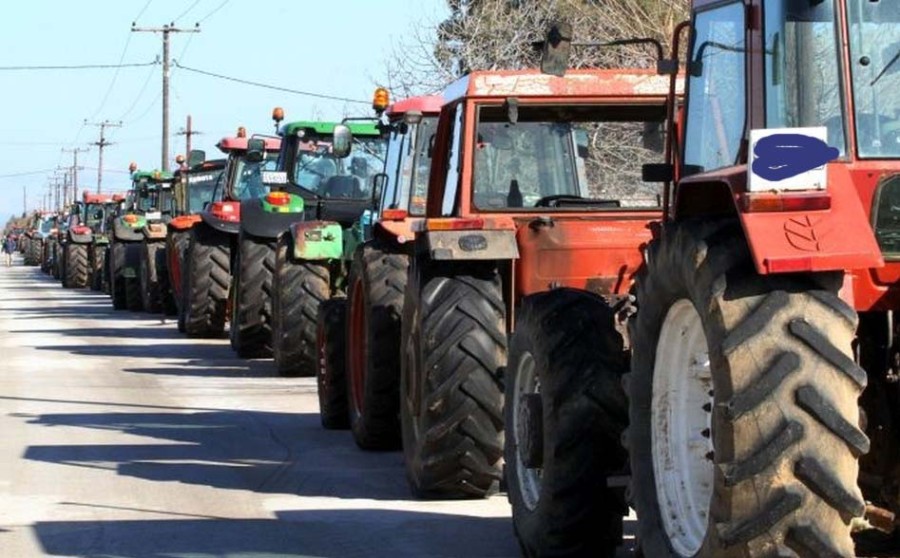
[642,163,674,183]
[540,22,572,77]
[371,173,388,208]
[246,138,265,163]
[332,124,353,159]
[187,149,206,167]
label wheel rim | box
[512,351,542,511]
[348,278,367,417]
[316,312,329,395]
[651,299,714,557]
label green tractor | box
[266,118,387,375]
[22,211,54,267]
[88,194,125,292]
[134,170,178,314]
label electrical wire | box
[117,63,158,121]
[0,60,159,71]
[173,0,202,22]
[0,169,59,179]
[197,0,230,23]
[172,61,369,104]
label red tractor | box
[315,94,442,440]
[399,64,673,542]
[605,2,900,557]
[180,133,281,337]
[167,153,227,332]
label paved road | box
[0,261,522,558]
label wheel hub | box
[518,393,543,468]
[512,351,543,511]
[651,299,715,557]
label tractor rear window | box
[233,154,278,201]
[293,136,387,199]
[186,168,224,211]
[472,103,667,211]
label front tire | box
[316,297,350,429]
[400,262,505,498]
[231,231,275,358]
[506,289,629,557]
[140,242,163,313]
[88,244,105,291]
[272,233,330,377]
[627,220,867,558]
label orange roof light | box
[266,191,291,206]
[123,214,138,224]
[272,107,285,123]
[373,87,390,113]
[237,126,247,138]
[175,154,186,165]
[128,161,138,173]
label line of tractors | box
[13,2,900,556]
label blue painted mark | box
[751,133,839,182]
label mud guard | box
[740,165,883,274]
[418,229,519,261]
[239,198,306,240]
[288,221,343,260]
[142,223,168,240]
[67,231,93,244]
[112,221,145,242]
[199,211,240,235]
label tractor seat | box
[323,175,360,198]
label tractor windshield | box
[231,153,278,201]
[84,203,106,227]
[39,219,53,233]
[763,0,846,154]
[472,103,667,211]
[293,136,387,199]
[186,168,223,212]
[847,1,900,158]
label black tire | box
[506,289,629,558]
[124,243,143,311]
[101,246,111,294]
[88,245,105,291]
[110,242,127,310]
[272,234,330,377]
[63,243,89,288]
[400,262,506,498]
[41,240,51,273]
[232,231,276,358]
[167,231,190,314]
[182,224,231,337]
[347,241,408,450]
[140,241,163,313]
[156,242,176,316]
[51,241,62,280]
[626,220,866,558]
[27,238,41,266]
[317,297,350,429]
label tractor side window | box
[379,126,408,213]
[874,176,900,257]
[409,117,436,216]
[764,0,845,155]
[683,2,746,173]
[441,104,464,216]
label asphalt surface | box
[0,259,522,558]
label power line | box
[198,0,230,23]
[0,60,159,71]
[0,169,59,179]
[173,0,202,22]
[172,61,370,105]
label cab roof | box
[82,192,115,204]
[175,158,228,176]
[216,136,282,154]
[442,68,676,103]
[386,95,444,117]
[280,120,381,138]
[132,170,175,183]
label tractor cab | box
[173,157,227,218]
[130,169,176,223]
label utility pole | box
[87,119,122,193]
[22,185,26,215]
[61,148,88,206]
[177,115,201,160]
[131,22,201,171]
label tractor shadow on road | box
[22,410,417,501]
[33,512,522,558]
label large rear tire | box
[182,224,231,337]
[124,243,143,311]
[347,241,408,450]
[626,220,867,558]
[140,242,163,313]
[88,244,105,291]
[317,297,350,430]
[506,288,629,557]
[400,262,505,498]
[156,243,176,316]
[232,231,275,358]
[167,230,190,315]
[63,243,89,288]
[27,238,42,266]
[272,233,330,377]
[41,240,51,273]
[110,242,127,310]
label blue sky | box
[0,0,448,225]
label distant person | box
[3,236,16,266]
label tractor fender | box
[288,221,344,260]
[674,166,883,275]
[67,231,93,244]
[199,211,240,235]
[169,215,201,231]
[416,228,519,261]
[142,222,168,240]
[113,220,145,242]
[239,198,305,240]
